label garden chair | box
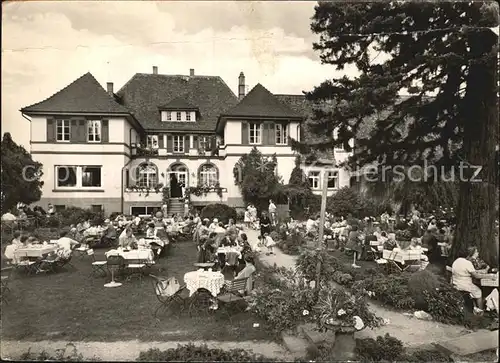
[105,255,125,288]
[217,277,250,321]
[125,258,147,282]
[73,243,91,259]
[87,249,107,278]
[150,274,188,320]
[16,255,41,275]
[1,267,14,304]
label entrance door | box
[167,164,188,198]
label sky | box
[2,1,359,148]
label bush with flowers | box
[296,248,340,283]
[247,265,381,336]
[247,268,318,334]
[313,288,382,333]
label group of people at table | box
[289,212,498,315]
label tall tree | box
[285,155,313,218]
[299,2,498,265]
[1,133,44,212]
[233,147,284,212]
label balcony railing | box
[131,144,222,157]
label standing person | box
[161,202,168,217]
[244,207,252,229]
[259,211,271,243]
[249,204,258,229]
[268,199,277,226]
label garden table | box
[105,248,154,264]
[480,273,499,287]
[216,246,242,259]
[383,249,423,264]
[14,245,57,258]
[184,270,225,297]
[138,237,166,248]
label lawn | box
[1,237,274,342]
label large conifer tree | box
[300,2,498,265]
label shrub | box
[423,284,465,325]
[236,210,245,221]
[331,271,354,286]
[137,344,276,362]
[355,334,405,362]
[58,207,105,226]
[200,203,237,224]
[247,269,317,334]
[296,249,340,283]
[407,270,442,310]
[404,349,452,362]
[395,229,412,241]
[352,274,416,310]
[278,229,306,255]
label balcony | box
[123,184,165,202]
[131,144,224,158]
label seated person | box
[228,257,256,293]
[56,231,79,259]
[26,236,40,244]
[145,222,156,238]
[19,235,29,247]
[383,233,399,250]
[209,218,219,231]
[451,247,488,314]
[4,234,22,264]
[469,250,489,271]
[101,220,117,245]
[11,231,23,247]
[119,227,137,249]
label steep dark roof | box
[159,96,198,111]
[21,72,131,114]
[221,84,303,119]
[116,74,238,131]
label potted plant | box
[313,288,382,360]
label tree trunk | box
[451,29,498,267]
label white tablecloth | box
[216,246,243,258]
[14,245,58,258]
[184,270,225,297]
[139,238,166,248]
[383,249,422,264]
[105,248,154,263]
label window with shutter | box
[87,120,102,142]
[249,123,262,144]
[56,120,71,142]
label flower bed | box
[137,344,276,362]
[295,249,497,328]
[247,266,380,337]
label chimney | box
[152,66,158,74]
[238,72,245,100]
[106,82,114,95]
[190,68,195,76]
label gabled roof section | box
[221,84,303,119]
[21,72,131,115]
[159,96,199,111]
[116,74,238,131]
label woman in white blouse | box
[451,247,488,313]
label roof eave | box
[219,114,303,121]
[158,107,200,111]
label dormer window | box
[166,112,171,121]
[186,112,191,121]
[176,112,182,121]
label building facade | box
[21,67,351,215]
